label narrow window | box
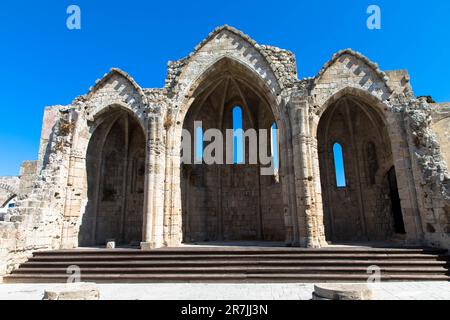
[271,123,279,172]
[195,124,203,163]
[233,106,244,164]
[333,143,347,187]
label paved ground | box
[0,282,449,300]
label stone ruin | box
[0,25,449,276]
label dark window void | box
[333,143,347,188]
[233,106,244,164]
[387,167,406,234]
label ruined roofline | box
[54,28,427,108]
[164,25,298,91]
[186,25,296,62]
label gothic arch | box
[312,86,392,138]
[314,88,419,243]
[161,50,295,245]
[176,57,284,130]
[170,26,286,118]
[84,68,148,130]
[78,106,147,247]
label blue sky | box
[0,0,448,176]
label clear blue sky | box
[0,0,449,176]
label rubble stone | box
[42,283,100,300]
[313,284,374,300]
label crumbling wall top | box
[315,48,391,87]
[86,68,148,105]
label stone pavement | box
[0,282,448,300]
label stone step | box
[12,266,450,274]
[27,253,449,261]
[32,247,448,255]
[19,259,450,267]
[5,273,450,284]
[6,247,449,283]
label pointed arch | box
[313,86,392,138]
[78,106,147,247]
[84,69,148,131]
[171,27,287,122]
[176,56,284,132]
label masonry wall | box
[432,111,450,170]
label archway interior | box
[318,96,406,243]
[79,108,146,247]
[181,59,285,242]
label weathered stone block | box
[42,283,100,300]
[141,242,157,250]
[313,284,374,300]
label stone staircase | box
[4,246,450,283]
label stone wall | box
[404,98,450,248]
[18,161,38,195]
[431,104,450,171]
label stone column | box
[289,97,312,247]
[290,96,327,248]
[307,131,328,247]
[163,124,182,247]
[141,115,165,249]
[279,121,296,246]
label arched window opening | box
[233,106,244,164]
[333,143,347,188]
[271,123,279,172]
[195,123,204,164]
